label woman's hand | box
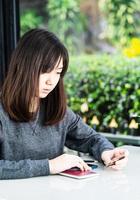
[49,154,91,174]
[101,148,129,170]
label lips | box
[42,89,51,93]
[43,88,51,91]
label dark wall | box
[0,0,20,88]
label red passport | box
[59,169,99,179]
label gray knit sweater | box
[0,102,114,179]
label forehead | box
[41,55,64,74]
[54,57,63,69]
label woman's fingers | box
[75,158,91,171]
[109,155,128,170]
[49,154,92,174]
[102,148,129,169]
[76,162,84,171]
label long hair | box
[1,28,69,125]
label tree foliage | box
[100,0,140,46]
[46,0,86,53]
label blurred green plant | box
[20,9,43,35]
[65,54,140,135]
[46,0,86,53]
[100,0,140,46]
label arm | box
[0,159,50,180]
[0,122,50,179]
[49,108,128,172]
[65,108,114,162]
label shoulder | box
[0,102,5,140]
[0,102,8,118]
[61,107,81,129]
[64,107,78,121]
[0,120,4,142]
[0,102,6,118]
[0,101,11,125]
[0,102,22,138]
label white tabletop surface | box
[0,145,140,200]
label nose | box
[45,80,52,85]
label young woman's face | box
[39,58,63,98]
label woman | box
[0,28,128,179]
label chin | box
[39,93,49,98]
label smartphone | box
[69,159,98,171]
[84,160,98,169]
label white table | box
[0,145,140,200]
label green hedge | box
[65,54,140,135]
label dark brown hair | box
[1,28,69,125]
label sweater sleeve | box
[0,122,50,180]
[65,108,114,162]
